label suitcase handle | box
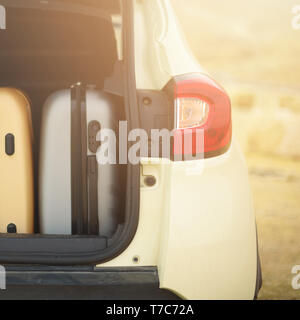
[88,120,101,153]
[5,133,15,156]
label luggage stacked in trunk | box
[0,6,125,238]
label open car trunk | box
[0,0,140,265]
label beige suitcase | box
[0,88,34,234]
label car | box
[0,0,261,300]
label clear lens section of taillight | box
[173,73,232,159]
[175,97,210,129]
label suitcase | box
[39,83,124,236]
[0,88,34,234]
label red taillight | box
[173,74,232,160]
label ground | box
[173,0,300,299]
[248,155,300,299]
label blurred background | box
[172,0,300,299]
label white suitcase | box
[39,83,124,236]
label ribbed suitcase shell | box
[0,88,34,234]
[39,89,122,236]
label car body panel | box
[99,138,257,300]
[134,0,204,90]
[99,0,258,300]
[103,0,258,300]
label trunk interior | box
[0,2,132,264]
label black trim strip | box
[71,83,88,235]
[4,267,158,287]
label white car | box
[0,0,261,300]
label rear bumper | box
[0,261,261,300]
[0,266,180,300]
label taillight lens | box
[175,97,210,129]
[173,74,232,159]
